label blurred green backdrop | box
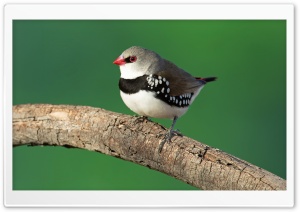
[13,20,286,190]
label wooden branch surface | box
[13,104,286,190]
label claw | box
[134,115,149,124]
[158,132,172,153]
[172,129,183,137]
[158,116,183,153]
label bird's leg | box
[166,116,179,139]
[158,116,182,152]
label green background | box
[13,20,286,190]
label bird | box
[113,46,216,152]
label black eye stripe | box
[124,57,132,63]
[125,56,137,63]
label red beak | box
[113,56,126,66]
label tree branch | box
[13,104,286,190]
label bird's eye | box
[130,56,137,63]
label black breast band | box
[119,74,193,108]
[119,75,148,94]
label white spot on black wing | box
[143,74,195,108]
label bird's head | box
[113,46,163,79]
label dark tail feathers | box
[196,77,217,83]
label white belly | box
[120,90,200,119]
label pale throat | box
[119,64,145,79]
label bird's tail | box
[196,77,217,83]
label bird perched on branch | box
[113,46,216,152]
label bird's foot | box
[172,129,183,137]
[157,129,182,139]
[134,115,149,124]
[158,129,183,153]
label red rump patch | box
[195,77,217,83]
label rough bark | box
[12,104,286,190]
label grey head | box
[120,46,164,75]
